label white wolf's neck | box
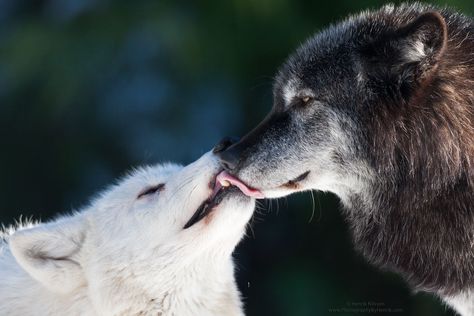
[443,290,474,316]
[0,240,243,316]
[88,252,244,316]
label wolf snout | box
[213,136,241,171]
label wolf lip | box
[182,185,234,229]
[183,172,262,229]
[183,188,228,229]
[281,171,310,189]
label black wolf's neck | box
[345,174,474,296]
[349,13,474,294]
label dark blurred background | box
[1,0,471,315]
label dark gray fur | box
[216,3,474,298]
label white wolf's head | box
[7,152,255,313]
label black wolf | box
[214,3,474,314]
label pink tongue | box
[215,171,264,199]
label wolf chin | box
[214,3,474,315]
[0,152,255,316]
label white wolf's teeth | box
[220,180,231,187]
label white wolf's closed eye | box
[137,183,165,199]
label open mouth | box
[183,171,263,229]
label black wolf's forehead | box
[273,15,365,96]
[273,3,444,95]
[273,29,359,104]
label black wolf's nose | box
[213,136,241,171]
[213,136,239,154]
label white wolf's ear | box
[9,215,87,294]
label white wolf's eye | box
[137,183,165,199]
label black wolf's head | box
[215,3,474,205]
[215,3,474,296]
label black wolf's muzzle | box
[213,136,241,171]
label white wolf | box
[0,152,260,316]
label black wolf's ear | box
[9,216,87,294]
[362,12,447,99]
[395,12,447,71]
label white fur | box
[444,290,474,316]
[283,78,298,105]
[404,40,427,62]
[0,152,255,316]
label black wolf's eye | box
[137,183,165,199]
[301,96,312,103]
[294,96,313,108]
